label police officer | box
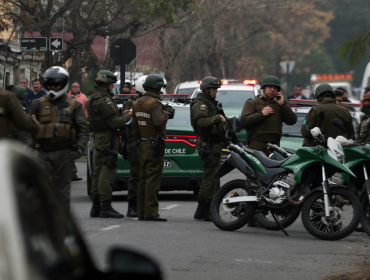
[356,87,370,143]
[121,91,143,217]
[28,66,88,208]
[0,87,38,139]
[190,76,228,221]
[301,83,354,142]
[132,74,175,222]
[87,70,132,218]
[8,85,29,142]
[241,76,297,155]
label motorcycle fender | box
[304,184,349,201]
[215,160,235,179]
[227,151,256,179]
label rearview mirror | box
[109,247,162,280]
[332,119,343,127]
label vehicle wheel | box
[210,179,257,231]
[254,204,302,230]
[87,161,91,197]
[360,196,370,236]
[301,187,361,240]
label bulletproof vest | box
[190,94,219,137]
[0,90,10,139]
[255,97,283,135]
[358,116,370,142]
[36,96,76,146]
[133,95,166,138]
[87,88,116,131]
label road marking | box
[236,259,272,264]
[161,204,179,210]
[100,225,120,231]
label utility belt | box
[200,138,220,167]
[140,135,165,158]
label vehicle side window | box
[14,165,91,279]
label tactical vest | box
[254,97,283,136]
[190,96,219,137]
[87,89,116,131]
[0,91,10,139]
[134,96,166,138]
[357,117,370,143]
[36,96,76,146]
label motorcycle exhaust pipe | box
[287,189,304,206]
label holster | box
[149,135,165,158]
[200,141,219,167]
[103,147,118,168]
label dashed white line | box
[161,204,179,210]
[100,225,120,231]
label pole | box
[286,63,290,96]
[120,62,125,95]
[46,37,50,69]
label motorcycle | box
[211,127,361,240]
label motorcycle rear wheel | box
[254,204,302,230]
[210,179,257,231]
[360,195,370,236]
[301,187,360,241]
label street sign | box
[49,37,63,51]
[279,61,296,74]
[110,38,136,64]
[20,37,47,51]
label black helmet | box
[261,76,281,91]
[200,76,221,91]
[12,85,27,100]
[94,70,117,84]
[42,66,69,100]
[143,74,165,91]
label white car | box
[0,140,162,280]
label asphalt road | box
[71,161,370,280]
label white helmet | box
[42,66,69,100]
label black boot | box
[202,201,212,222]
[126,200,138,218]
[90,197,101,218]
[194,200,206,220]
[99,200,124,218]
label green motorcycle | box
[211,127,361,240]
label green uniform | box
[0,90,38,139]
[240,96,297,155]
[301,98,354,141]
[190,92,228,202]
[131,91,175,219]
[87,87,131,202]
[28,94,88,207]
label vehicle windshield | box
[193,90,255,107]
[166,106,191,127]
[177,88,197,95]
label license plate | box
[164,159,171,168]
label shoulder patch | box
[105,98,110,103]
[200,104,207,111]
[302,119,307,125]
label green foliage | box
[132,0,193,24]
[337,24,370,68]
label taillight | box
[166,135,199,147]
[222,80,229,85]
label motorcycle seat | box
[244,148,290,168]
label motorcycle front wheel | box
[301,187,361,241]
[210,179,257,231]
[360,195,370,236]
[254,204,302,230]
